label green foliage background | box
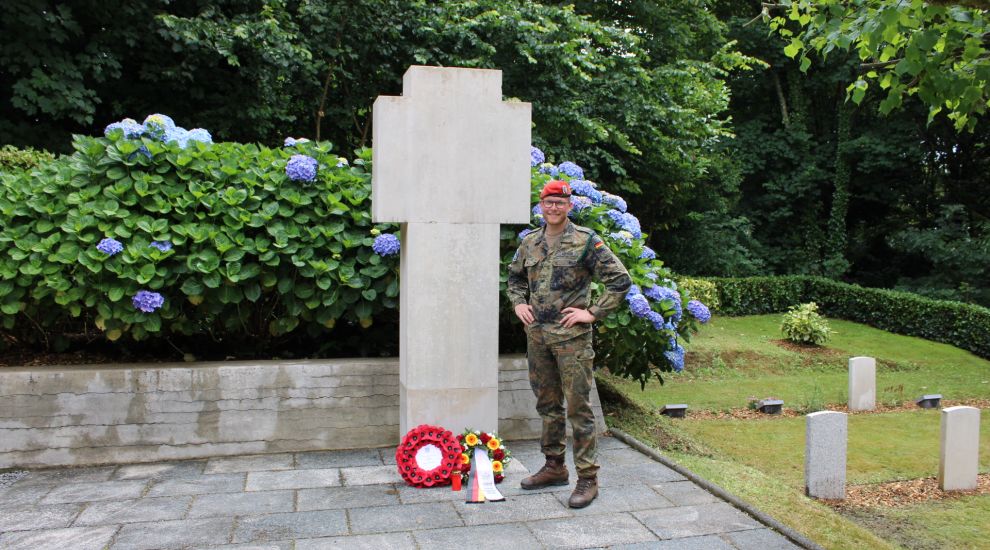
[1,0,988,317]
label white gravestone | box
[848,356,876,411]
[805,411,847,499]
[939,406,981,491]
[372,66,531,436]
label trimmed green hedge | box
[706,276,990,359]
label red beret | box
[540,180,572,199]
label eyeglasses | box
[540,199,570,210]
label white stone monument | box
[848,356,876,411]
[372,66,531,436]
[939,406,981,491]
[805,411,847,499]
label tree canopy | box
[765,0,989,130]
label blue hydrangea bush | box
[0,120,709,384]
[0,115,397,345]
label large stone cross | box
[372,66,531,436]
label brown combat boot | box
[520,455,569,490]
[568,475,598,508]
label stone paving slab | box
[412,523,541,548]
[113,517,234,549]
[41,480,147,504]
[0,525,118,550]
[297,532,416,549]
[633,502,763,540]
[189,491,294,518]
[0,503,80,531]
[297,449,384,469]
[726,528,802,549]
[114,460,205,481]
[298,485,401,511]
[75,496,191,525]
[340,464,402,486]
[147,473,245,497]
[454,491,572,525]
[614,534,737,549]
[232,510,348,543]
[245,469,340,491]
[0,436,804,549]
[348,501,463,534]
[651,480,722,506]
[206,454,295,474]
[528,512,659,548]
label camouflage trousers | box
[526,328,599,478]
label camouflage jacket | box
[506,221,631,344]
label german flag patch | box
[594,240,605,249]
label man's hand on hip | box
[514,304,535,326]
[560,307,595,328]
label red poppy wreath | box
[395,424,463,488]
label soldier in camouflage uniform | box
[506,180,631,508]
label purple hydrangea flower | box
[601,191,627,213]
[606,209,625,226]
[97,238,124,256]
[537,163,558,176]
[608,231,632,246]
[128,145,152,161]
[284,137,310,147]
[627,293,651,318]
[664,340,685,372]
[625,285,642,300]
[185,128,212,145]
[621,212,642,239]
[530,146,545,167]
[336,157,348,167]
[557,161,584,179]
[143,114,175,139]
[105,118,145,140]
[569,180,602,203]
[149,241,172,252]
[286,154,318,182]
[687,300,711,323]
[518,228,534,240]
[646,311,665,330]
[640,246,656,260]
[643,285,663,301]
[532,204,543,217]
[103,121,125,138]
[570,195,593,211]
[644,271,659,281]
[372,233,401,256]
[132,290,165,313]
[650,286,683,322]
[165,127,188,147]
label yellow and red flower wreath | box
[457,428,512,484]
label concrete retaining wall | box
[0,355,605,468]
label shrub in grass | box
[780,302,831,345]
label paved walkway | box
[0,437,800,549]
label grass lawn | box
[602,314,990,550]
[613,315,990,411]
